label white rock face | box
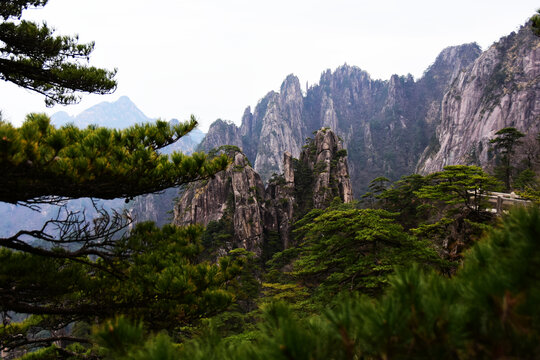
[418,25,540,174]
[254,75,306,181]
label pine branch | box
[2,335,91,352]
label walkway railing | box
[483,191,532,214]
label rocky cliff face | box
[199,43,481,193]
[418,24,540,173]
[174,150,273,256]
[253,76,306,181]
[199,119,243,154]
[129,187,177,227]
[299,129,353,208]
[199,76,307,182]
[175,129,353,255]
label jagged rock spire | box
[174,129,353,256]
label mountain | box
[200,23,540,193]
[199,44,482,193]
[174,129,353,256]
[51,96,151,128]
[51,97,205,156]
[417,23,540,173]
[1,98,207,237]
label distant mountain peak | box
[51,96,151,129]
[200,36,485,190]
[116,95,133,103]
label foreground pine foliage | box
[0,114,228,204]
[62,206,540,360]
[83,205,540,359]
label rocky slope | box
[200,44,482,193]
[418,24,540,173]
[174,129,353,255]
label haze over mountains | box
[5,21,539,236]
[46,21,540,199]
[51,96,205,155]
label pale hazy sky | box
[0,0,538,131]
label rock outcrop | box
[199,119,243,153]
[418,24,540,173]
[299,129,353,208]
[174,149,273,256]
[174,129,353,255]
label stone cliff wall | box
[418,24,540,173]
[174,151,272,256]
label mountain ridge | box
[417,24,540,174]
[199,42,483,193]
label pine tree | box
[176,205,540,360]
[411,165,500,260]
[415,165,501,216]
[284,202,442,300]
[0,1,234,357]
[489,127,525,191]
[375,174,429,229]
[0,0,117,105]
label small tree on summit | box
[532,8,540,36]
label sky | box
[0,0,538,131]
